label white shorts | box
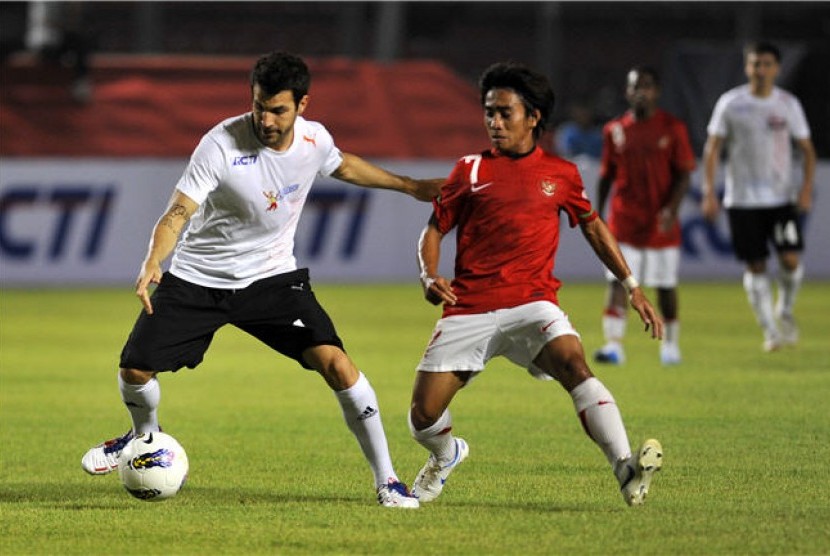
[604,243,680,288]
[417,301,580,380]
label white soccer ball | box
[117,431,189,501]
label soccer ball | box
[117,431,189,501]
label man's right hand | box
[701,191,720,222]
[422,275,456,306]
[135,261,163,314]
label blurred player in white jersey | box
[702,41,816,352]
[80,51,442,508]
[408,61,665,507]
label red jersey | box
[434,146,597,317]
[600,109,696,248]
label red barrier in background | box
[0,54,485,159]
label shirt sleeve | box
[787,95,811,140]
[175,134,225,205]
[706,94,729,138]
[433,159,467,234]
[672,119,697,172]
[315,126,345,177]
[560,165,597,228]
[598,122,616,179]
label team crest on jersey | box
[263,191,279,211]
[658,135,671,149]
[540,179,557,197]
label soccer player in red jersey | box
[407,61,665,507]
[594,66,696,366]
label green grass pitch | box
[1,281,829,554]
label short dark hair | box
[478,61,555,140]
[743,41,781,63]
[250,51,311,106]
[628,65,660,86]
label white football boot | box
[376,480,419,508]
[777,313,799,347]
[81,430,135,475]
[617,438,663,506]
[412,438,469,502]
[660,344,682,366]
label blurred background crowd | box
[1,1,828,158]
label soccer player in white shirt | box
[702,41,816,352]
[80,51,442,508]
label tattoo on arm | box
[159,203,189,233]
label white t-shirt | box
[707,85,811,208]
[170,114,343,288]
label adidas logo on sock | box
[357,405,378,421]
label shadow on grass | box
[1,482,621,514]
[0,482,364,509]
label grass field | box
[1,281,829,555]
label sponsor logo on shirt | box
[262,191,279,211]
[767,115,787,131]
[540,179,557,197]
[232,154,259,166]
[302,134,317,147]
[281,183,300,196]
[658,135,671,149]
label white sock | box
[409,409,456,463]
[602,308,627,344]
[743,271,778,337]
[663,320,680,348]
[570,378,631,465]
[119,374,161,434]
[776,264,804,317]
[334,372,396,487]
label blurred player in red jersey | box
[407,61,665,507]
[593,66,696,366]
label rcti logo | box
[0,185,115,260]
[129,449,176,470]
[232,154,259,166]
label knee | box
[119,368,156,385]
[779,254,801,273]
[559,355,592,382]
[746,260,767,274]
[408,403,439,433]
[545,352,593,391]
[310,348,359,391]
[536,338,591,384]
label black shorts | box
[726,205,804,262]
[119,269,344,372]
